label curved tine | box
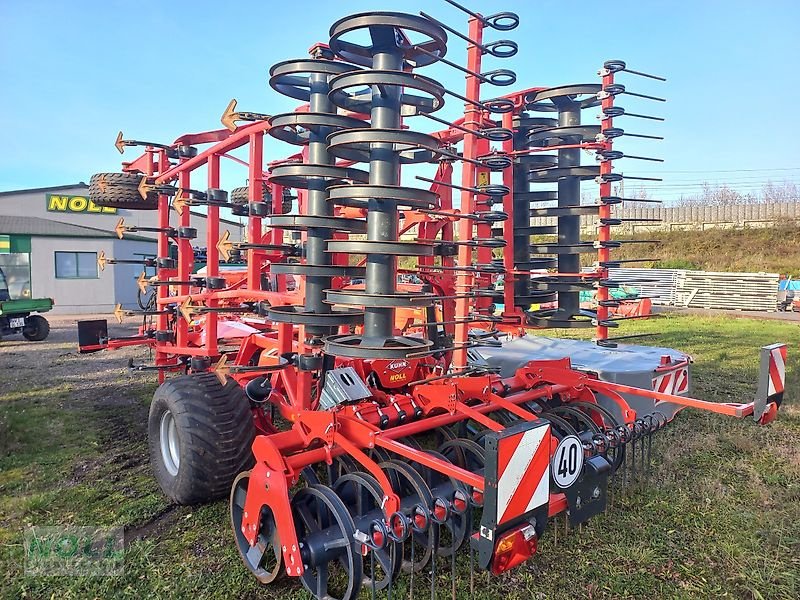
[232,483,248,509]
[325,535,351,550]
[370,445,393,464]
[359,479,376,515]
[301,466,322,486]
[542,411,579,439]
[426,450,469,557]
[294,499,320,531]
[569,401,626,471]
[325,461,337,487]
[314,562,328,599]
[551,405,602,433]
[370,544,396,582]
[245,542,268,568]
[381,461,434,574]
[569,400,621,429]
[439,438,485,472]
[315,493,326,531]
[399,435,424,451]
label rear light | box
[490,523,538,575]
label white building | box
[0,183,244,314]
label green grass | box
[1,314,798,599]
[605,225,800,276]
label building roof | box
[0,182,243,228]
[0,215,154,242]
[0,183,88,197]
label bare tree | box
[761,180,799,203]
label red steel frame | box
[93,10,787,584]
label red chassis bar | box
[232,342,786,576]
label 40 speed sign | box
[551,435,584,488]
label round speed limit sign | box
[551,435,584,489]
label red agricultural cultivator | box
[79,2,787,598]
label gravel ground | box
[1,313,158,405]
[1,313,798,600]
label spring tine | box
[387,545,394,600]
[623,132,665,140]
[420,11,485,51]
[443,88,514,114]
[623,175,663,181]
[430,523,437,600]
[624,90,666,102]
[469,529,474,600]
[442,0,481,20]
[623,67,666,81]
[622,443,627,486]
[410,537,415,600]
[421,112,488,139]
[411,44,499,85]
[427,145,487,168]
[623,154,664,162]
[371,549,377,600]
[624,112,665,122]
[621,197,662,203]
[443,87,489,112]
[553,514,557,544]
[601,195,662,204]
[640,431,646,476]
[451,538,456,600]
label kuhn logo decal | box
[386,360,409,373]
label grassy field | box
[608,224,800,276]
[0,313,798,600]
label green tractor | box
[0,266,52,341]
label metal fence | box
[608,268,679,305]
[526,202,800,233]
[609,268,779,312]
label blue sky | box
[1,0,798,203]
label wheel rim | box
[332,472,401,590]
[230,472,283,584]
[159,410,180,476]
[292,484,363,600]
[379,460,435,574]
[411,450,468,558]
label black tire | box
[230,184,269,206]
[148,373,255,505]
[89,172,158,210]
[230,185,292,213]
[22,315,49,341]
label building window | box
[55,251,98,279]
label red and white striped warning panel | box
[652,366,689,397]
[496,423,551,525]
[755,343,788,422]
[768,344,787,397]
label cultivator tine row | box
[220,99,270,132]
[80,3,789,600]
[97,250,176,272]
[114,131,199,159]
[114,217,197,241]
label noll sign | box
[46,193,117,215]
